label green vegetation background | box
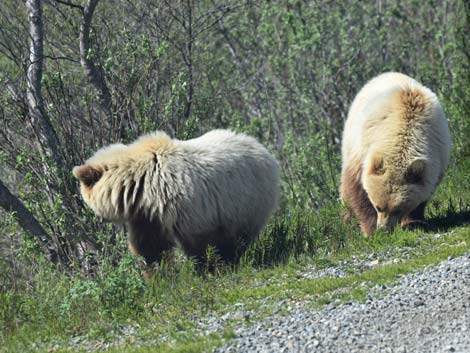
[1,1,469,352]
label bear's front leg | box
[127,214,175,267]
[401,201,427,229]
[341,165,377,236]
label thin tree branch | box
[54,0,84,11]
[183,0,194,121]
[79,0,112,117]
[0,179,57,263]
[44,55,80,63]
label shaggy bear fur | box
[340,72,451,236]
[73,130,280,266]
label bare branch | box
[44,55,80,63]
[79,0,112,117]
[0,179,57,263]
[183,0,194,121]
[54,0,84,11]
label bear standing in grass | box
[340,72,451,236]
[73,130,280,267]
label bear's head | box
[362,153,429,232]
[73,163,120,222]
[73,134,174,224]
[73,143,138,223]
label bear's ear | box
[369,156,385,175]
[72,164,103,188]
[405,159,426,184]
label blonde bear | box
[73,130,280,266]
[340,72,451,236]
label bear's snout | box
[376,212,400,232]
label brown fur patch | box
[401,201,427,228]
[370,156,385,175]
[116,186,125,214]
[73,165,103,187]
[126,180,137,206]
[341,164,377,236]
[133,171,146,207]
[127,213,175,265]
[404,159,426,185]
[400,87,426,118]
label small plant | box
[100,255,146,313]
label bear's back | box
[342,72,448,166]
[181,130,269,157]
[342,73,414,159]
[172,130,280,236]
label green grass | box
[3,227,468,353]
[1,161,470,353]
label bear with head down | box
[340,72,451,236]
[73,129,280,267]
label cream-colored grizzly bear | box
[340,72,451,236]
[73,129,280,266]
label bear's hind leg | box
[179,227,240,271]
[401,201,427,229]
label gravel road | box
[214,253,470,353]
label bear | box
[73,129,280,268]
[340,72,451,236]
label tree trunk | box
[0,179,57,263]
[26,0,64,171]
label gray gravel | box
[214,253,470,353]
